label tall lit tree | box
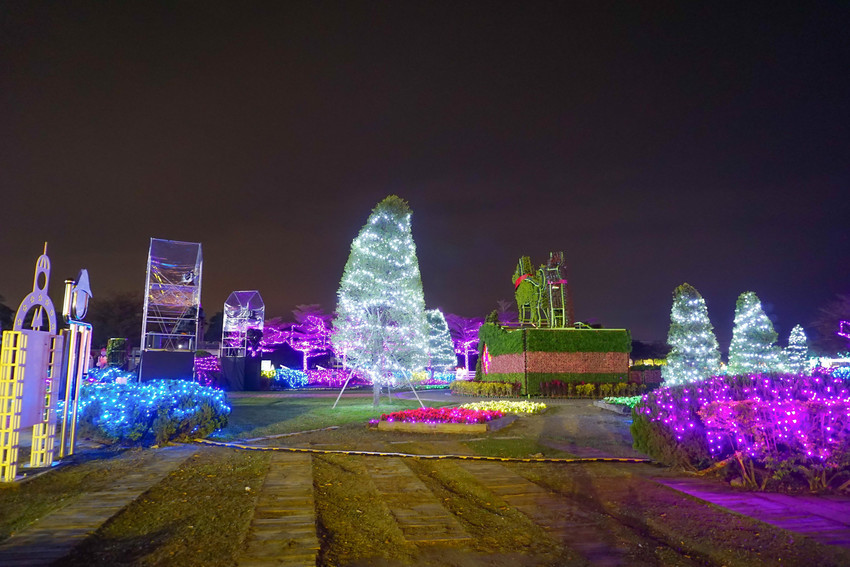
[445,313,483,371]
[727,291,782,375]
[426,309,456,378]
[333,195,429,406]
[661,283,721,386]
[783,324,809,373]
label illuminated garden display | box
[661,283,721,386]
[632,370,850,492]
[0,246,93,481]
[425,309,456,378]
[475,252,631,395]
[139,238,203,381]
[221,291,265,358]
[332,195,430,406]
[75,379,230,445]
[727,291,783,375]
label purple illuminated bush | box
[633,371,850,492]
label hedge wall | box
[478,324,631,355]
[477,324,632,395]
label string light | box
[662,283,721,386]
[728,291,782,375]
[333,196,430,386]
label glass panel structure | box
[140,238,203,351]
[222,291,264,357]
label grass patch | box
[217,397,443,440]
[60,447,269,566]
[313,454,414,565]
[463,437,576,459]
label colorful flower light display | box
[637,371,850,490]
[380,407,503,424]
[458,400,547,414]
[86,367,137,384]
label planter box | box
[375,414,516,434]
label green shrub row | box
[539,381,646,398]
[450,380,521,397]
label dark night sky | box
[1,2,848,349]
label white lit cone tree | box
[662,283,722,386]
[727,291,782,375]
[333,195,429,407]
[783,324,809,373]
[426,308,457,379]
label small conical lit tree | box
[425,309,456,379]
[783,324,809,373]
[662,283,722,386]
[727,291,782,375]
[333,195,429,406]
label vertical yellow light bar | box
[67,325,91,456]
[58,327,78,458]
[30,334,62,468]
[0,331,26,482]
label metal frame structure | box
[140,239,203,352]
[221,291,265,358]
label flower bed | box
[371,406,514,433]
[458,400,547,414]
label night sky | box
[1,2,848,349]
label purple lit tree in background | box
[289,304,332,371]
[446,314,483,371]
[258,317,293,352]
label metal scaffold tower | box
[140,239,203,352]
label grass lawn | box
[2,394,849,566]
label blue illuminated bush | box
[76,380,231,445]
[274,367,308,388]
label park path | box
[237,452,320,567]
[0,444,197,567]
[358,455,471,545]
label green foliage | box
[540,381,643,397]
[479,324,631,356]
[478,323,525,356]
[525,328,631,352]
[449,380,521,397]
[630,411,712,469]
[425,309,457,372]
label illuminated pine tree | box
[333,195,429,406]
[783,324,809,373]
[727,291,781,375]
[662,283,722,386]
[426,309,457,378]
